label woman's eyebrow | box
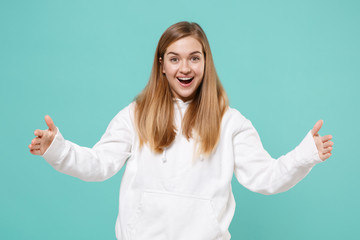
[190,51,202,55]
[166,51,203,56]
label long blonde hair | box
[135,21,228,156]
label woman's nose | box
[180,61,191,74]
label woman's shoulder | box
[224,106,247,120]
[113,101,135,118]
[222,106,248,130]
[107,101,136,129]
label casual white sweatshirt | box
[42,99,322,240]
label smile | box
[177,77,194,86]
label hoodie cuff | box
[42,128,68,165]
[296,130,323,167]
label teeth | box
[178,77,193,80]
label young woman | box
[28,22,333,240]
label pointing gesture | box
[29,115,58,155]
[311,120,333,161]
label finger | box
[323,147,333,154]
[34,129,44,137]
[311,120,323,136]
[322,152,332,161]
[321,135,333,143]
[30,149,42,155]
[45,115,56,131]
[31,138,41,145]
[28,144,40,150]
[323,141,334,148]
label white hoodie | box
[42,99,322,240]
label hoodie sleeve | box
[42,105,134,182]
[233,116,323,195]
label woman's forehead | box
[165,36,203,55]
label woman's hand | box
[29,115,58,155]
[311,120,333,161]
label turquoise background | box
[1,0,359,239]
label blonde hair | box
[135,21,228,156]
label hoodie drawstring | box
[162,148,167,163]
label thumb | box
[45,115,56,131]
[311,120,323,136]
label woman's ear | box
[159,57,166,74]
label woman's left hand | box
[311,120,333,161]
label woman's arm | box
[29,108,133,182]
[233,118,333,195]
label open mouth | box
[177,77,194,85]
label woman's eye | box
[170,58,179,63]
[191,56,200,62]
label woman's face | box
[161,36,205,102]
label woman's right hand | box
[29,115,58,155]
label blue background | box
[1,0,359,239]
